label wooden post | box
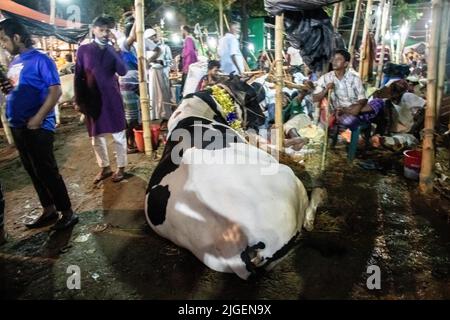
[349,0,362,63]
[436,0,450,117]
[420,0,442,194]
[274,14,284,151]
[219,0,224,37]
[359,0,374,81]
[375,0,391,87]
[135,0,152,156]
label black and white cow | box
[145,76,326,279]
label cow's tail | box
[303,188,327,231]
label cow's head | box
[218,75,266,131]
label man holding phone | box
[0,18,78,230]
[74,15,129,183]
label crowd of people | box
[0,12,433,245]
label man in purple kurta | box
[180,25,197,95]
[74,15,128,183]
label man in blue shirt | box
[0,19,78,231]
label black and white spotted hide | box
[145,81,325,280]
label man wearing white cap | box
[144,28,173,123]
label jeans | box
[11,128,72,212]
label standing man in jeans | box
[0,19,78,230]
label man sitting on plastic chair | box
[313,49,384,161]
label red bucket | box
[403,150,422,180]
[133,124,161,153]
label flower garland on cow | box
[210,85,244,134]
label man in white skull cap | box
[144,28,173,123]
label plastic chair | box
[331,121,371,162]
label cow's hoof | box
[304,219,314,232]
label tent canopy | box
[0,0,89,44]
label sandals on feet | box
[94,170,113,184]
[112,172,125,183]
[127,147,138,154]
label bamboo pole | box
[223,14,230,32]
[375,0,391,87]
[359,0,374,81]
[50,0,56,51]
[436,0,450,117]
[0,101,13,145]
[374,0,386,44]
[135,0,152,156]
[420,0,442,194]
[349,0,363,63]
[219,0,224,37]
[321,90,332,171]
[332,3,341,29]
[274,14,284,151]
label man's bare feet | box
[285,137,309,151]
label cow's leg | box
[303,188,327,231]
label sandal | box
[93,170,113,184]
[127,147,138,154]
[112,172,125,183]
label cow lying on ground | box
[145,76,326,279]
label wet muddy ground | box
[0,108,449,299]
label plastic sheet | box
[284,9,345,72]
[265,0,343,15]
[2,12,89,44]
